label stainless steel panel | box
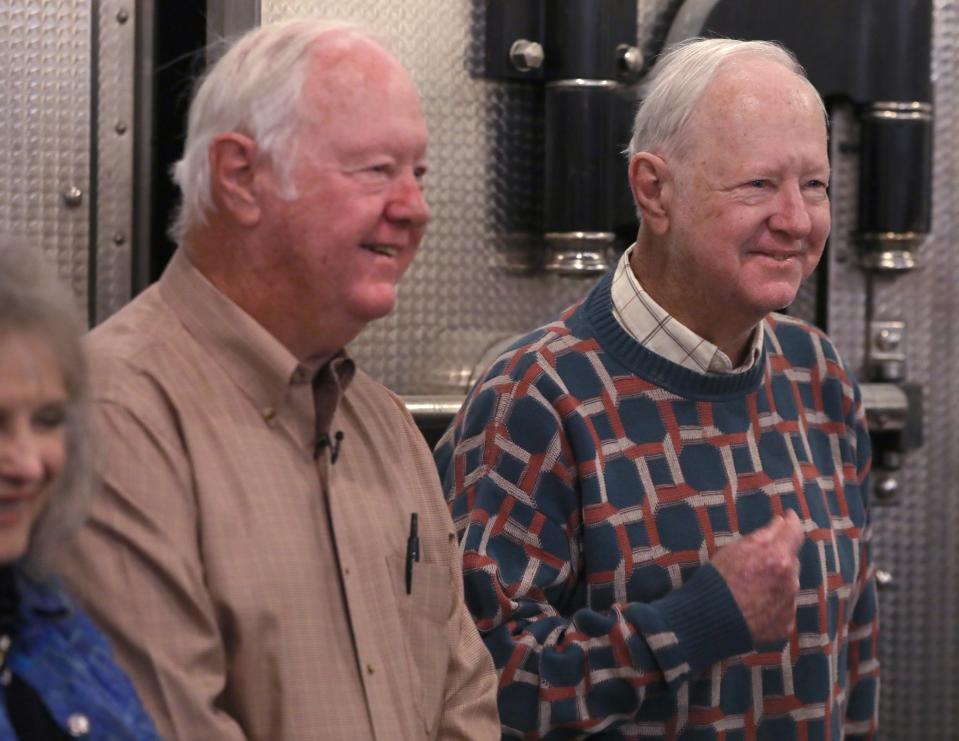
[864,1,959,734]
[0,1,91,316]
[824,4,959,736]
[824,105,868,371]
[92,0,136,322]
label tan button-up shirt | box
[58,250,499,740]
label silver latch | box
[868,320,906,381]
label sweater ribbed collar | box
[571,270,768,401]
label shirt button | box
[262,407,276,425]
[291,368,308,384]
[366,663,375,675]
[67,713,90,736]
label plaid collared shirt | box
[610,245,764,373]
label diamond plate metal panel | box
[868,1,959,736]
[93,0,136,323]
[0,1,91,315]
[823,3,959,737]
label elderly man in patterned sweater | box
[436,38,878,739]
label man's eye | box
[749,179,769,188]
[352,165,392,184]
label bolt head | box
[509,39,544,73]
[61,187,83,208]
[875,475,899,500]
[616,44,644,77]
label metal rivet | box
[616,44,644,78]
[67,712,90,736]
[115,121,127,135]
[112,231,126,245]
[874,475,899,501]
[62,186,83,208]
[876,327,902,352]
[509,39,544,73]
[116,9,129,24]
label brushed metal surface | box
[0,1,91,316]
[824,105,869,370]
[93,0,136,323]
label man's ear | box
[208,133,262,228]
[629,152,672,235]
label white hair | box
[627,37,825,161]
[169,18,381,243]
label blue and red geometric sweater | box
[435,270,879,739]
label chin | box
[752,284,802,315]
[0,540,28,566]
[351,299,398,324]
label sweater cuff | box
[657,563,753,673]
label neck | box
[629,236,760,366]
[181,234,358,362]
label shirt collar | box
[311,355,356,438]
[611,245,764,375]
[10,567,72,620]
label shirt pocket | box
[385,553,453,735]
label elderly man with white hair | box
[437,38,879,739]
[59,18,499,741]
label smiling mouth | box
[362,244,399,258]
[754,251,801,262]
[0,497,30,513]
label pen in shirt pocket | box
[405,513,419,595]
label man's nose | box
[769,184,813,239]
[386,171,432,228]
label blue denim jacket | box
[0,568,159,740]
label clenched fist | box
[710,510,805,646]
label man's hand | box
[710,510,805,646]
